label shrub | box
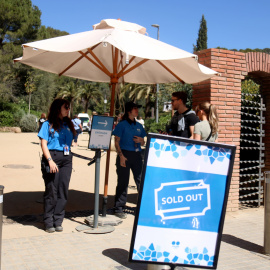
[145,113,171,133]
[13,109,25,125]
[19,114,38,132]
[0,111,15,127]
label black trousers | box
[115,150,142,212]
[41,151,72,228]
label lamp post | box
[151,24,160,123]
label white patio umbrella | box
[15,19,216,85]
[14,19,218,214]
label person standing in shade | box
[72,115,83,147]
[38,99,76,233]
[194,102,219,142]
[166,91,199,138]
[112,101,147,219]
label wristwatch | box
[47,158,52,161]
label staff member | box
[38,99,76,233]
[112,102,147,219]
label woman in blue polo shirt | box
[38,99,76,233]
[112,101,147,219]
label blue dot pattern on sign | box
[149,139,231,164]
[132,243,214,266]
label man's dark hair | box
[172,91,188,105]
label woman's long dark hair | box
[47,99,76,136]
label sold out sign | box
[155,180,211,220]
[161,193,204,205]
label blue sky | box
[32,0,269,53]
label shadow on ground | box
[222,234,264,253]
[3,189,138,224]
[103,248,147,270]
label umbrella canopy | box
[15,19,217,85]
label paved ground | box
[0,132,270,269]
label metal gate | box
[240,93,265,206]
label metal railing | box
[240,93,265,206]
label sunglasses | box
[64,105,70,110]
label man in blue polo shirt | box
[112,101,147,219]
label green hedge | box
[145,113,171,133]
[0,111,15,127]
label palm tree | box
[57,81,81,117]
[24,71,36,114]
[79,82,103,113]
[128,84,151,101]
[117,83,151,115]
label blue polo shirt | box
[38,121,74,151]
[112,119,147,152]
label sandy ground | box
[0,132,138,238]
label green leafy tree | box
[238,48,270,54]
[160,83,193,108]
[37,25,69,40]
[144,113,171,133]
[30,70,59,113]
[0,0,41,47]
[241,78,260,107]
[242,78,260,96]
[0,42,27,101]
[215,47,270,55]
[193,15,208,52]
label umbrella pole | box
[102,80,117,216]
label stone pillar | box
[193,49,247,211]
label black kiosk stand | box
[76,115,119,234]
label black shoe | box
[115,212,127,219]
[55,226,63,232]
[45,227,55,233]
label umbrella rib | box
[87,48,111,77]
[79,51,111,77]
[118,56,136,75]
[118,59,149,78]
[156,60,185,84]
[59,54,85,76]
[118,53,124,72]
